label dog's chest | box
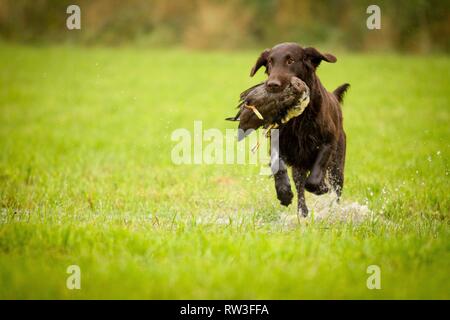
[278,115,322,168]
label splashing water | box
[189,189,374,228]
[276,191,374,228]
[307,192,372,223]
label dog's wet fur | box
[250,42,349,217]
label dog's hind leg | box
[305,143,333,195]
[293,166,308,217]
[330,133,346,200]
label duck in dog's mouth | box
[226,76,310,141]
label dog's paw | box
[305,177,329,195]
[277,186,293,206]
[274,170,293,206]
[298,203,309,218]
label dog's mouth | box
[228,75,311,139]
[255,77,310,129]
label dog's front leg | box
[293,166,308,217]
[271,130,293,206]
[305,143,333,195]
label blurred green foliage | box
[0,0,449,52]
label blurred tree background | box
[0,0,448,52]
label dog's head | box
[250,42,336,93]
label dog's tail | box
[333,83,350,103]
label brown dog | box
[250,42,349,217]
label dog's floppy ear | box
[304,47,337,68]
[250,49,270,77]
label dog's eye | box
[287,58,294,65]
[267,59,273,71]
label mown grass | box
[0,43,449,299]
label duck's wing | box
[239,82,265,102]
[227,82,265,121]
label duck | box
[226,76,310,141]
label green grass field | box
[0,43,449,299]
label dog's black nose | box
[266,79,282,92]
